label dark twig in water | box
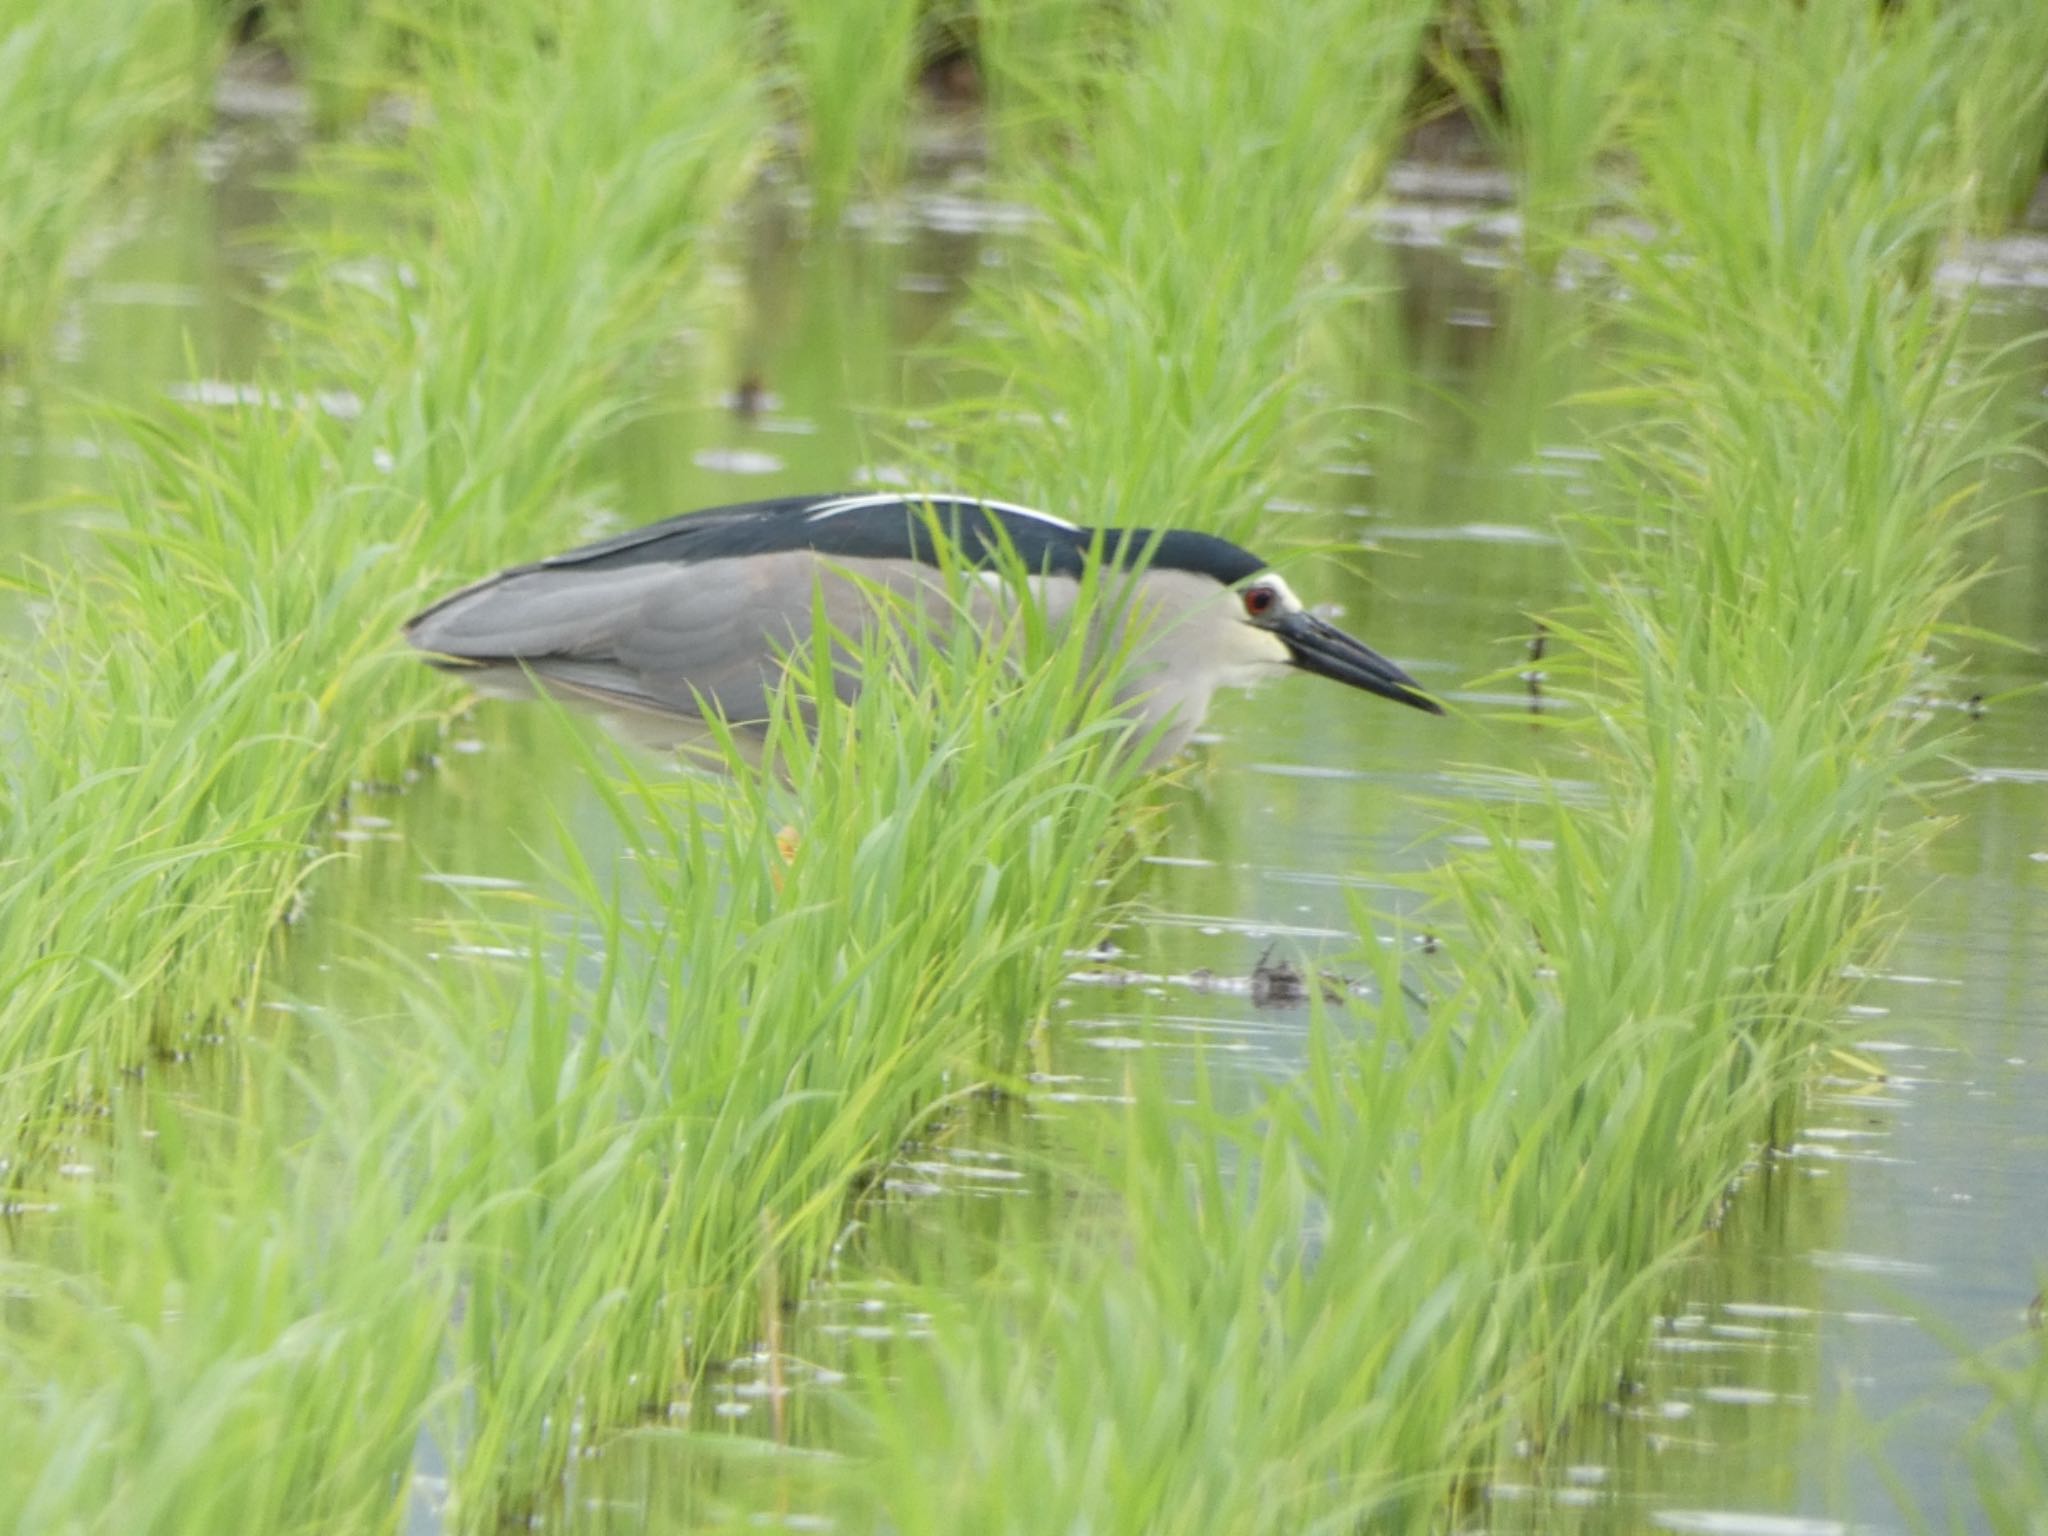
[730,372,766,421]
[1523,620,1548,712]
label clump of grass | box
[0,1042,453,1532]
[923,0,1438,541]
[0,548,1162,1529]
[0,408,393,1117]
[972,0,1131,164]
[834,988,1534,1535]
[431,560,1160,1515]
[1433,0,1653,274]
[251,0,428,132]
[0,0,217,354]
[1962,1326,2048,1535]
[0,0,767,1125]
[1945,0,2048,227]
[804,3,2028,1528]
[773,0,927,222]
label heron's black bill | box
[1278,612,1444,716]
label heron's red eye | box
[1242,585,1276,618]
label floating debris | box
[728,373,768,420]
[1248,946,1346,1008]
[1524,620,1549,710]
[692,446,784,476]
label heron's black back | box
[520,492,1267,586]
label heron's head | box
[1113,530,1444,717]
[1226,569,1442,714]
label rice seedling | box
[1850,1306,2048,1536]
[1944,0,2048,228]
[789,3,2040,1528]
[251,0,426,131]
[920,0,1438,539]
[426,563,1162,1516]
[0,0,767,1125]
[1432,0,1654,273]
[8,0,2044,1529]
[772,0,928,221]
[972,0,1130,163]
[0,1040,454,1533]
[0,0,218,354]
[1965,1326,2048,1535]
[1,545,1162,1529]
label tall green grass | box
[1962,1329,2048,1535]
[804,4,2033,1528]
[254,0,428,132]
[1434,0,1652,272]
[3,0,1448,1524]
[973,0,1129,163]
[0,1046,454,1532]
[773,0,927,220]
[438,576,1158,1515]
[0,0,766,1125]
[925,0,1437,540]
[0,567,1159,1530]
[1947,0,2048,227]
[0,0,217,354]
[8,0,2042,1529]
[1439,0,2048,272]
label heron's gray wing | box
[611,553,966,721]
[405,550,956,725]
[608,552,837,722]
[406,563,678,663]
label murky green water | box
[5,107,2043,1532]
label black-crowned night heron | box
[403,492,1442,764]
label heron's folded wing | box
[404,551,951,724]
[612,553,964,719]
[609,554,834,722]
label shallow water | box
[5,113,2045,1532]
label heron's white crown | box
[806,492,1079,530]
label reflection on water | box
[3,111,2044,1533]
